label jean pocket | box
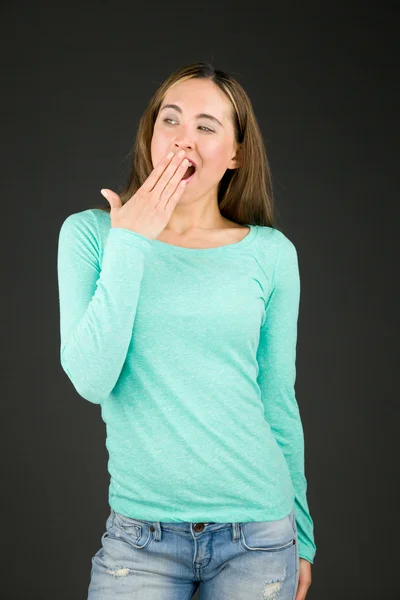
[110,510,154,550]
[239,512,296,553]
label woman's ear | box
[228,145,242,170]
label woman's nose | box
[174,142,193,151]
[174,130,195,149]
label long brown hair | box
[92,61,276,227]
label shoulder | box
[255,226,299,290]
[60,207,110,227]
[256,225,298,260]
[59,208,96,235]
[58,208,111,245]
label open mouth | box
[182,164,196,179]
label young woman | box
[57,61,316,600]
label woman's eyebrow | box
[160,104,224,128]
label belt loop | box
[231,522,240,542]
[151,521,162,542]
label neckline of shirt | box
[152,224,258,253]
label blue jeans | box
[88,505,300,599]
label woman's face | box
[151,78,240,201]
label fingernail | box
[101,189,108,198]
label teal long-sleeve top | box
[57,208,316,563]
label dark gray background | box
[2,1,398,599]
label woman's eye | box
[162,118,214,133]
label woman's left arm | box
[256,230,317,566]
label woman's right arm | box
[57,150,190,403]
[57,209,153,404]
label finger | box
[148,150,187,194]
[100,189,121,209]
[141,151,182,193]
[159,157,190,204]
[153,150,187,194]
[163,177,187,212]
